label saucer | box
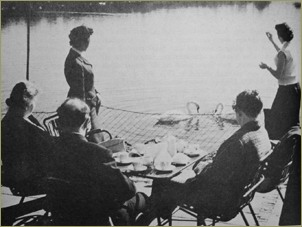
[171,162,187,166]
[154,165,176,172]
[115,158,133,165]
[131,166,148,172]
[184,150,200,157]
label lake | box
[1,2,301,113]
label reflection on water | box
[1,2,300,113]
[1,1,275,26]
[185,118,200,131]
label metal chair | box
[87,128,113,141]
[43,113,60,137]
[1,166,49,225]
[10,213,52,226]
[45,176,113,226]
[257,126,301,201]
[1,164,47,205]
[1,196,49,226]
[43,113,112,141]
[157,165,266,226]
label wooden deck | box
[133,177,286,226]
[2,179,286,226]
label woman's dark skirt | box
[264,83,301,140]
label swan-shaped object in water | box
[213,103,224,115]
[156,101,200,125]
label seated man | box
[150,90,272,220]
[49,98,148,225]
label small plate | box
[154,165,176,172]
[186,153,200,157]
[171,162,187,166]
[184,150,200,157]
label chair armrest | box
[243,175,265,198]
[270,139,280,148]
[87,129,112,140]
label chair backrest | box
[204,164,265,222]
[240,171,265,207]
[86,128,113,142]
[43,114,60,137]
[43,114,113,141]
[1,165,47,199]
[45,177,111,225]
[46,177,104,204]
[257,126,301,193]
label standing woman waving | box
[64,25,103,143]
[259,23,301,140]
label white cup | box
[159,161,171,170]
[132,160,144,171]
[118,151,129,162]
[143,155,154,167]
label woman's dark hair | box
[69,25,93,48]
[57,98,90,129]
[232,90,263,118]
[6,81,39,109]
[275,23,294,42]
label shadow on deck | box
[2,182,286,226]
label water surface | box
[1,2,300,113]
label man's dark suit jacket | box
[189,120,271,214]
[64,48,99,107]
[151,120,272,221]
[52,133,136,214]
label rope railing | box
[32,105,239,153]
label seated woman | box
[1,81,54,194]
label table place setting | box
[113,151,134,165]
[131,158,148,172]
[171,153,190,166]
[110,134,210,179]
[153,161,176,172]
[183,144,208,157]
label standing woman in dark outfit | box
[259,23,301,140]
[64,25,103,143]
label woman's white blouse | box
[274,42,297,86]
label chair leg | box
[197,214,206,226]
[276,187,285,202]
[157,216,162,226]
[19,196,25,204]
[240,210,249,226]
[109,216,114,226]
[248,204,259,226]
[212,218,216,226]
[157,215,172,226]
[168,215,172,226]
[156,211,173,226]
